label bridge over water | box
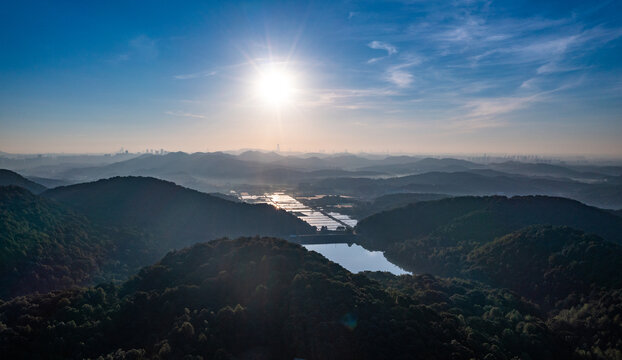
[287,233,358,245]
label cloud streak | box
[298,87,398,110]
[174,70,217,80]
[165,111,208,119]
[367,40,398,63]
[384,58,421,88]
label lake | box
[236,191,406,274]
[303,243,410,275]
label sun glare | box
[255,65,295,106]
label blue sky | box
[1,0,621,156]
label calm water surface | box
[303,243,409,275]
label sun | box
[255,64,295,106]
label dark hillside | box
[467,226,622,304]
[0,169,46,193]
[356,195,622,248]
[355,196,622,287]
[0,186,155,299]
[44,176,314,249]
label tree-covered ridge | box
[0,237,570,360]
[0,186,157,299]
[466,226,622,305]
[0,169,46,194]
[43,176,315,249]
[356,195,622,248]
[355,196,622,280]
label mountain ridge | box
[0,169,46,194]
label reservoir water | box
[237,191,406,274]
[303,243,409,275]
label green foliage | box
[548,289,622,359]
[0,186,158,299]
[355,196,622,359]
[467,226,622,305]
[0,237,570,359]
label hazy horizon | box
[3,148,622,163]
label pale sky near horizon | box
[1,1,621,156]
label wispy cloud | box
[462,95,538,119]
[470,25,622,67]
[449,79,583,130]
[367,40,398,63]
[173,61,255,80]
[444,95,536,131]
[174,70,217,80]
[537,62,585,74]
[165,110,207,119]
[368,40,398,55]
[385,58,421,88]
[520,78,539,89]
[299,87,398,110]
[387,69,413,87]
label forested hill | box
[354,195,622,285]
[0,237,570,360]
[465,226,622,353]
[352,194,622,354]
[466,226,622,304]
[43,176,315,248]
[355,195,622,248]
[0,186,156,299]
[0,169,46,194]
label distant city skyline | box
[1,1,621,156]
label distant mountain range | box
[2,151,620,208]
[303,169,622,208]
[29,152,387,193]
[0,153,139,176]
